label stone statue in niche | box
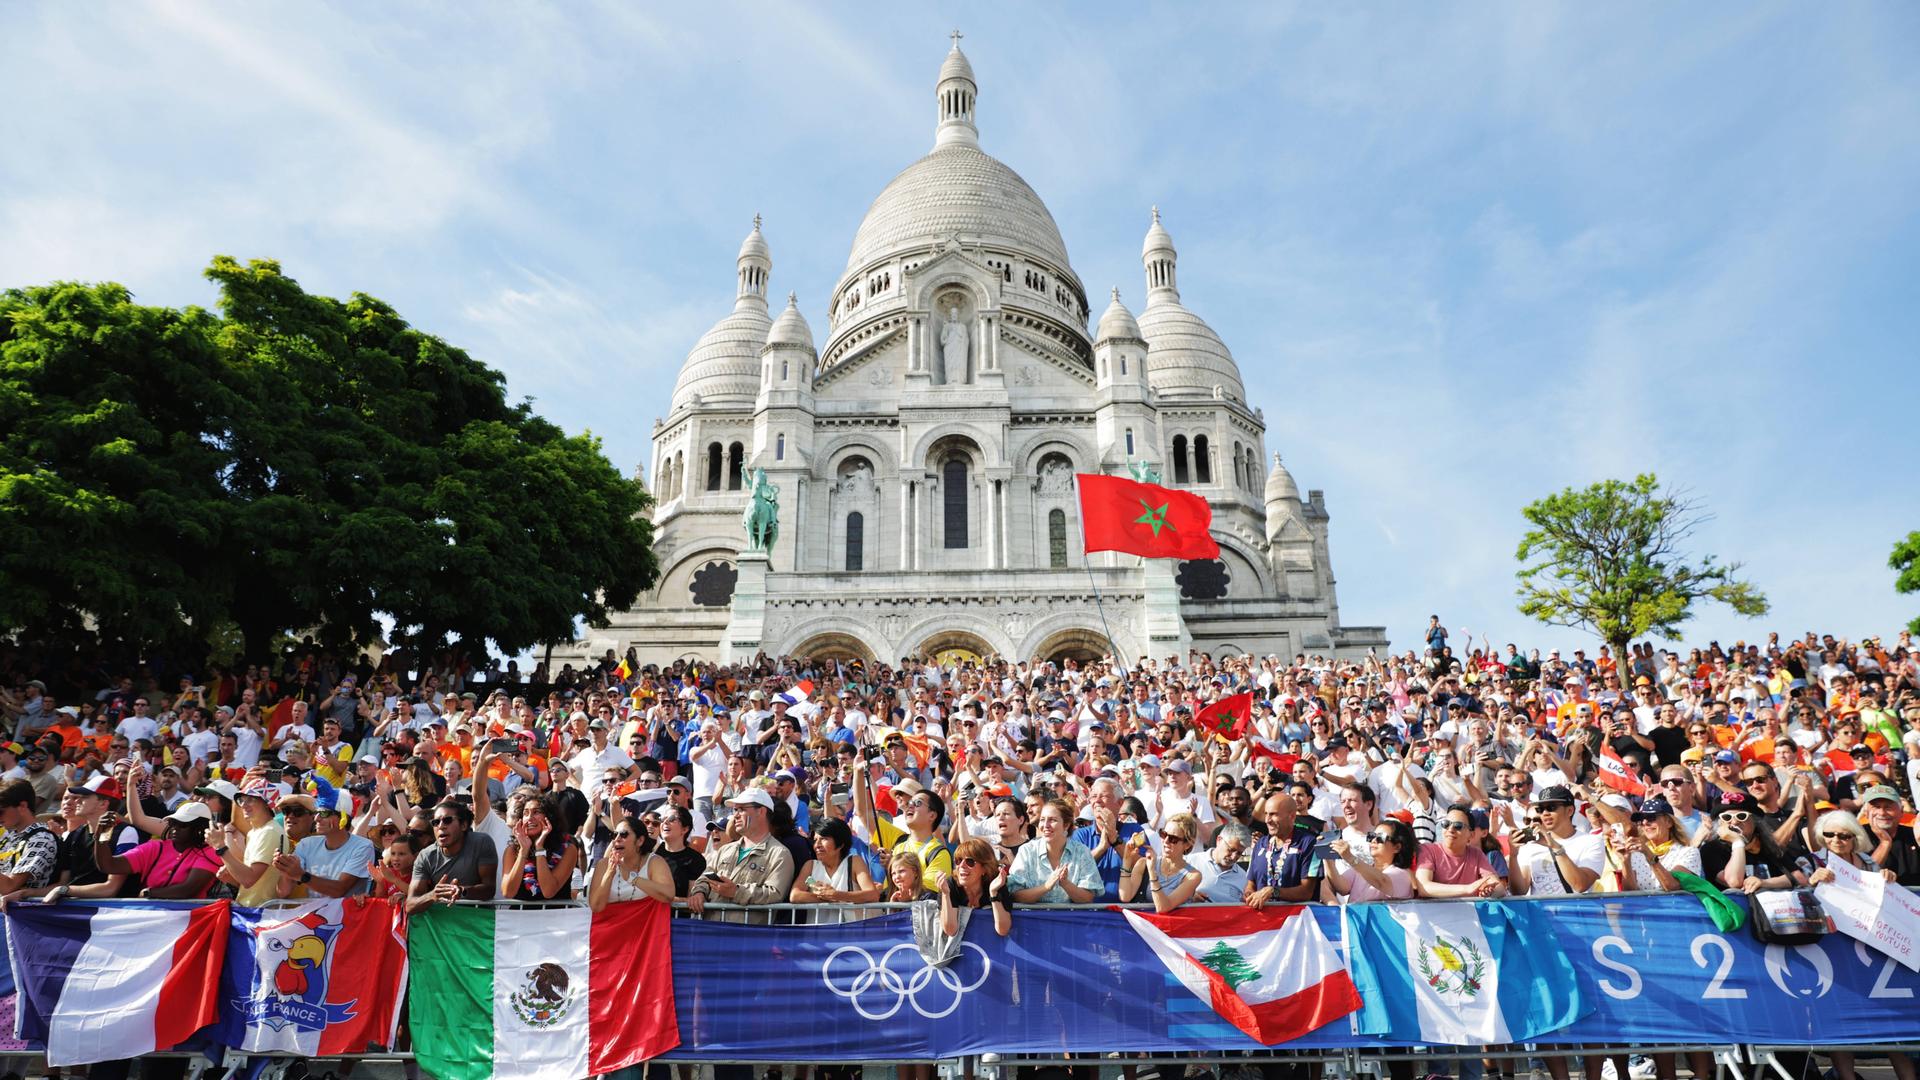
[938,303,970,385]
[835,460,874,495]
[1036,459,1074,497]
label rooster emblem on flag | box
[239,906,358,1036]
[271,913,330,998]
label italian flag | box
[408,900,679,1080]
[1123,904,1361,1044]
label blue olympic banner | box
[667,897,1920,1060]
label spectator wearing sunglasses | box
[1328,818,1416,901]
[1118,813,1203,911]
[938,838,1012,935]
[1413,805,1504,898]
[1698,790,1809,892]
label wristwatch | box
[299,871,313,884]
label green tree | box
[0,281,244,652]
[1197,941,1261,990]
[1891,531,1920,634]
[1,258,657,665]
[1515,474,1768,660]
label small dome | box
[1095,288,1140,342]
[670,305,771,411]
[766,293,814,351]
[738,215,769,265]
[1265,453,1301,504]
[1143,206,1175,258]
[938,42,976,86]
[1138,301,1244,401]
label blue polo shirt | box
[1072,821,1144,901]
[1248,821,1323,892]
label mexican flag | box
[1123,905,1360,1044]
[1076,473,1220,560]
[408,900,679,1080]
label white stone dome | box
[1139,301,1244,400]
[671,303,770,410]
[844,145,1073,274]
[1095,288,1141,342]
[1265,452,1301,504]
[765,293,814,351]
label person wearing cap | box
[688,787,794,917]
[664,776,711,853]
[1700,748,1747,812]
[1699,789,1810,892]
[36,778,138,902]
[0,779,59,898]
[1509,785,1604,895]
[273,789,375,898]
[94,800,222,899]
[0,741,24,783]
[1609,796,1701,892]
[567,717,635,798]
[218,781,288,907]
[1857,784,1920,885]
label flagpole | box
[1073,474,1131,682]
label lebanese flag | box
[1122,904,1360,1044]
[8,900,230,1065]
[1076,473,1220,560]
[1197,693,1254,740]
[1594,744,1646,797]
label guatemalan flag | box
[1345,901,1587,1045]
[7,900,229,1065]
[1123,904,1361,1044]
[213,897,409,1056]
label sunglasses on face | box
[1440,821,1469,832]
[1820,831,1852,842]
[1367,832,1396,843]
[1720,811,1750,822]
[956,857,984,868]
[1161,832,1191,844]
[284,808,313,818]
[1660,778,1689,787]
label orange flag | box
[1739,737,1775,764]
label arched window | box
[706,443,722,491]
[1194,435,1212,484]
[1124,428,1134,456]
[780,360,789,381]
[1119,356,1127,376]
[1048,509,1068,568]
[1232,443,1244,490]
[845,511,864,571]
[673,451,684,499]
[943,457,969,549]
[1172,435,1190,485]
[775,434,785,461]
[727,442,744,490]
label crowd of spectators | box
[1,627,1917,1076]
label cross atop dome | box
[950,28,963,47]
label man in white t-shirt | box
[1510,785,1603,895]
[568,720,634,796]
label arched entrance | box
[1030,628,1110,665]
[791,633,876,665]
[916,629,995,667]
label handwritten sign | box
[1814,854,1920,971]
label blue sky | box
[5,3,1917,655]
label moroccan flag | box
[408,899,679,1080]
[1123,904,1360,1045]
[215,897,407,1056]
[1196,693,1254,740]
[1595,744,1646,797]
[1076,473,1219,560]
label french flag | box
[7,901,229,1065]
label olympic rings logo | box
[821,942,992,1020]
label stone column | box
[983,476,997,568]
[899,478,913,571]
[907,318,922,373]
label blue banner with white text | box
[665,897,1920,1059]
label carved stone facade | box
[561,39,1386,668]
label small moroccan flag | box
[1076,473,1219,560]
[1123,904,1360,1044]
[1196,693,1254,740]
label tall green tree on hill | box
[1514,474,1768,660]
[1891,531,1920,634]
[1,257,657,664]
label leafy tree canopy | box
[1514,473,1767,656]
[1,258,656,664]
[1891,531,1920,635]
